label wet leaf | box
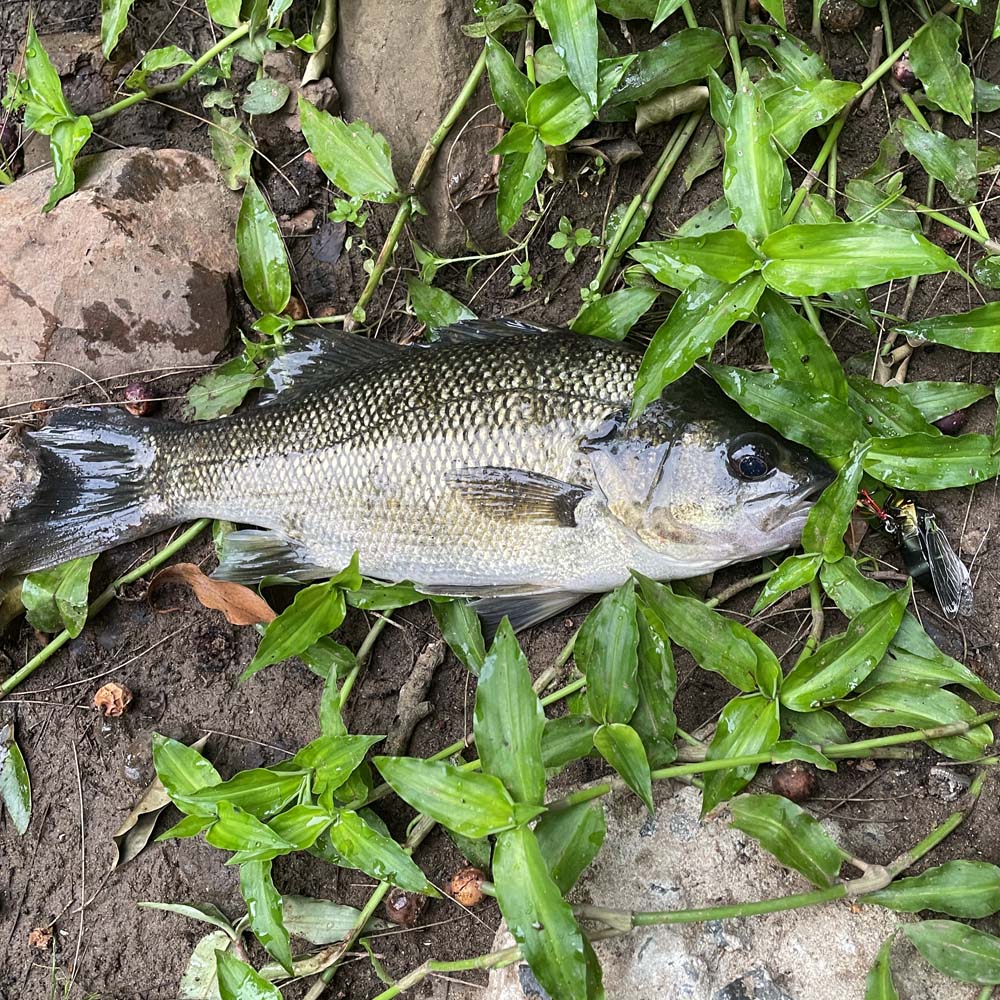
[152,734,222,812]
[240,860,292,974]
[866,861,1000,918]
[731,793,845,887]
[242,77,290,115]
[0,725,31,835]
[205,801,296,859]
[148,563,275,625]
[897,381,993,423]
[139,900,235,937]
[903,920,1000,984]
[896,119,978,205]
[780,583,910,712]
[125,45,194,91]
[848,378,938,437]
[909,14,973,126]
[485,34,534,123]
[178,767,309,823]
[701,693,780,814]
[238,178,291,315]
[11,22,73,134]
[751,553,823,615]
[407,277,475,330]
[536,0,599,111]
[542,715,600,770]
[761,223,961,296]
[783,708,848,746]
[292,734,381,795]
[209,110,253,190]
[494,826,588,1000]
[768,740,836,771]
[100,0,135,58]
[432,599,486,674]
[374,756,520,838]
[801,442,869,562]
[327,808,435,894]
[724,70,784,243]
[594,723,653,813]
[571,287,659,341]
[281,894,378,944]
[576,581,639,724]
[178,930,229,1000]
[46,115,93,212]
[630,601,677,766]
[837,682,993,761]
[631,273,765,418]
[607,28,726,105]
[186,355,266,420]
[864,936,898,1000]
[494,124,547,234]
[207,0,242,27]
[861,647,1000,704]
[255,804,333,858]
[742,23,829,85]
[894,300,1000,353]
[463,2,530,37]
[863,433,1000,490]
[474,620,546,805]
[534,801,606,894]
[215,950,282,1000]
[845,176,921,233]
[22,554,97,637]
[299,98,401,202]
[633,230,762,284]
[765,79,858,155]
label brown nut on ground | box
[772,762,818,803]
[94,681,132,717]
[820,0,863,33]
[284,295,307,321]
[385,887,427,926]
[446,866,486,907]
[123,382,159,417]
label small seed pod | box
[94,681,133,717]
[934,411,967,436]
[771,762,817,803]
[820,0,863,33]
[283,295,307,321]
[28,926,52,950]
[385,887,427,927]
[122,382,158,417]
[892,54,918,91]
[445,866,486,907]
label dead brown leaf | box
[148,563,275,625]
[94,681,132,717]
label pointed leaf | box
[205,802,296,859]
[594,723,653,813]
[630,601,678,767]
[432,599,487,674]
[608,28,726,105]
[280,894,375,944]
[863,433,1000,490]
[894,300,1000,353]
[237,178,291,315]
[896,119,978,204]
[327,808,435,893]
[292,734,383,794]
[45,115,94,212]
[537,0,599,111]
[848,378,938,437]
[766,79,858,155]
[896,381,993,423]
[801,442,869,562]
[100,0,135,57]
[495,126,547,234]
[215,950,282,1000]
[909,14,973,126]
[866,861,1000,918]
[178,931,229,1000]
[576,581,639,724]
[240,860,292,974]
[571,287,659,341]
[864,936,899,1000]
[22,554,98,637]
[139,901,235,936]
[0,725,31,835]
[407,277,476,330]
[176,768,307,821]
[534,802,606,894]
[633,230,762,284]
[902,920,1000,984]
[751,553,823,615]
[486,35,534,123]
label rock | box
[333,0,498,253]
[0,148,238,416]
[484,784,968,1000]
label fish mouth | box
[754,477,833,532]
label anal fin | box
[212,529,338,585]
[470,590,588,637]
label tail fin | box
[0,407,176,575]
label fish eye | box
[729,435,776,481]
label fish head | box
[585,387,835,565]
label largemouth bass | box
[0,322,833,629]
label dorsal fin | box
[430,318,551,344]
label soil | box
[1,2,999,999]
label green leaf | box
[485,35,534,123]
[237,178,291,315]
[292,734,383,794]
[542,715,600,770]
[495,125,547,234]
[327,808,435,893]
[845,175,921,233]
[730,793,845,888]
[780,583,910,712]
[138,901,235,936]
[407,277,475,330]
[863,433,1000,490]
[896,119,978,205]
[175,768,307,821]
[240,860,292,974]
[45,115,94,212]
[243,77,290,115]
[374,756,520,838]
[864,936,899,1000]
[701,694,780,814]
[651,0,686,27]
[246,558,360,676]
[125,45,194,91]
[765,79,858,155]
[280,894,372,945]
[801,442,869,562]
[22,554,97,637]
[866,861,1000,918]
[299,98,401,202]
[185,354,266,420]
[571,287,658,341]
[705,365,863,461]
[209,110,253,190]
[848,377,938,437]
[760,222,961,296]
[594,723,653,813]
[101,0,135,58]
[909,14,973,126]
[14,22,73,134]
[0,725,31,835]
[861,647,1000,704]
[152,734,222,806]
[742,22,830,85]
[902,920,1000,984]
[759,289,847,399]
[783,707,848,746]
[207,0,243,27]
[215,950,282,1000]
[897,381,993,422]
[751,553,823,615]
[576,581,639,724]
[205,801,296,858]
[432,599,487,674]
[474,620,546,805]
[534,802,606,895]
[607,28,726,105]
[536,0,599,111]
[630,601,678,767]
[975,76,1000,110]
[723,70,784,243]
[494,826,587,999]
[260,804,333,854]
[347,580,437,611]
[630,273,765,418]
[768,740,837,771]
[839,683,994,762]
[633,230,762,284]
[894,300,1000,353]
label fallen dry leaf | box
[94,682,132,717]
[148,562,275,625]
[28,926,51,949]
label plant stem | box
[899,92,932,131]
[338,611,392,707]
[532,629,579,692]
[368,946,520,1000]
[524,19,536,86]
[681,2,698,28]
[90,26,250,124]
[722,0,743,76]
[704,569,776,608]
[796,576,824,664]
[968,203,990,241]
[350,47,488,322]
[879,0,894,52]
[0,520,210,698]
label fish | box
[0,321,834,631]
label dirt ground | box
[1,1,1000,998]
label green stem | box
[532,629,579,693]
[90,26,250,124]
[879,0,894,52]
[968,203,990,241]
[795,576,824,664]
[900,92,932,131]
[917,204,991,247]
[524,19,536,86]
[826,140,837,202]
[681,2,698,29]
[722,0,742,76]
[704,568,776,608]
[338,611,392,707]
[0,520,210,698]
[368,947,520,1000]
[351,47,488,321]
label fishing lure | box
[857,489,973,618]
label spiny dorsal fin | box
[446,466,590,527]
[430,318,551,344]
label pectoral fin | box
[212,529,337,584]
[471,590,588,636]
[446,467,590,527]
